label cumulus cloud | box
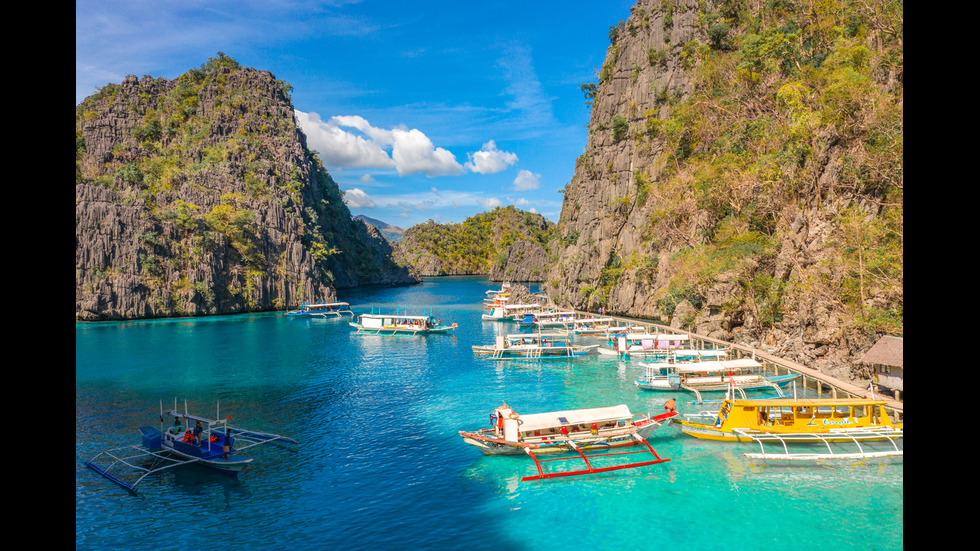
[479,197,504,209]
[512,169,541,191]
[296,111,464,177]
[295,111,395,169]
[464,140,518,174]
[342,188,376,208]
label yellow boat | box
[675,397,903,443]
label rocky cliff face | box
[547,0,903,380]
[393,206,556,281]
[76,56,416,320]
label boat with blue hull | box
[635,358,801,392]
[85,400,297,494]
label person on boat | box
[193,421,204,445]
[170,415,183,435]
[665,398,677,413]
[560,425,568,438]
[223,429,232,460]
[590,422,598,435]
[182,429,194,443]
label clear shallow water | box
[76,276,903,550]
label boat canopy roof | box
[502,303,541,310]
[641,358,762,373]
[506,332,570,339]
[361,313,431,320]
[572,317,615,324]
[623,333,690,341]
[728,398,889,407]
[515,404,634,432]
[308,302,349,307]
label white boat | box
[459,402,676,481]
[286,301,354,318]
[481,303,544,321]
[472,333,599,358]
[597,333,690,358]
[350,312,457,335]
[635,358,801,392]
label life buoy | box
[509,412,520,420]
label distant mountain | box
[354,215,405,242]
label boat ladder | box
[738,427,904,461]
[521,433,670,481]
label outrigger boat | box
[459,402,675,481]
[674,397,903,460]
[597,333,690,358]
[286,301,354,318]
[84,400,297,494]
[472,333,599,359]
[481,303,544,322]
[635,358,800,392]
[350,309,457,335]
[517,309,577,327]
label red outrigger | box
[522,431,671,481]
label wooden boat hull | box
[472,344,598,358]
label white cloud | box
[464,140,518,174]
[296,112,464,177]
[295,111,394,169]
[512,169,541,191]
[360,174,375,183]
[343,188,376,208]
[388,127,464,177]
[479,197,504,209]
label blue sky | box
[76,0,634,229]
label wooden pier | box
[586,314,903,421]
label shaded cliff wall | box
[547,0,903,379]
[76,57,416,320]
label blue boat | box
[85,400,297,494]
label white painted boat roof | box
[360,313,431,320]
[514,404,634,432]
[639,358,762,373]
[502,303,541,310]
[621,333,690,340]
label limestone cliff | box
[393,206,556,281]
[547,0,903,380]
[76,55,416,320]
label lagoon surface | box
[76,276,903,551]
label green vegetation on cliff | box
[395,206,558,277]
[639,0,902,336]
[76,54,411,319]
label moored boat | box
[84,400,297,494]
[458,402,677,456]
[350,311,457,335]
[481,303,545,321]
[472,332,599,358]
[286,301,354,318]
[635,358,800,392]
[674,397,903,443]
[596,333,690,358]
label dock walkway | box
[587,313,903,419]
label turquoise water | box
[76,277,903,550]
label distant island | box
[353,215,405,243]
